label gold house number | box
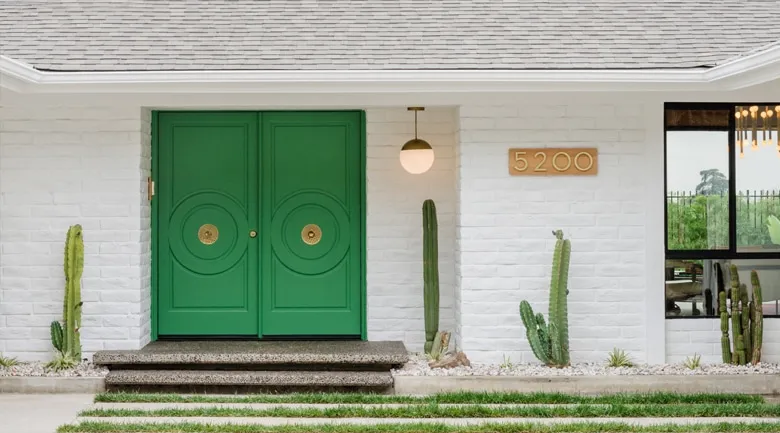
[508,148,598,176]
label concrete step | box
[105,369,394,388]
[94,340,408,368]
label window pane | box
[666,131,729,250]
[734,105,780,253]
[665,258,780,317]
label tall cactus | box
[751,271,764,364]
[719,291,731,363]
[719,264,764,365]
[50,225,84,360]
[422,200,439,354]
[518,230,571,367]
[740,284,752,361]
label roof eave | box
[2,46,779,94]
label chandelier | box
[735,105,780,158]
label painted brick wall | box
[0,102,150,361]
[365,108,457,351]
[0,101,455,360]
[456,103,650,364]
[666,319,780,364]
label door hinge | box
[147,177,154,200]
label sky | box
[666,131,780,193]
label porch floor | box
[93,340,409,367]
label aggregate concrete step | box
[94,340,408,368]
[105,369,394,388]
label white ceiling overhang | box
[1,44,779,94]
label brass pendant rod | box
[414,109,418,140]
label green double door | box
[155,111,364,337]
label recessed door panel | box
[261,112,362,336]
[157,112,259,336]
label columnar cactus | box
[50,225,84,360]
[719,264,764,365]
[751,271,764,364]
[740,284,752,361]
[719,291,731,363]
[422,199,439,354]
[519,230,571,368]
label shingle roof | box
[1,0,779,72]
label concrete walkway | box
[0,394,93,433]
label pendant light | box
[400,107,435,174]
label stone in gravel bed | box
[0,361,108,377]
[392,353,780,376]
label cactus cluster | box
[49,225,84,364]
[519,230,571,368]
[719,264,763,365]
[422,199,440,355]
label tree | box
[696,169,728,196]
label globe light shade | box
[400,138,435,174]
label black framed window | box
[665,103,780,318]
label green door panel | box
[157,112,259,336]
[261,112,363,336]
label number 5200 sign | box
[508,148,598,176]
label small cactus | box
[50,321,64,354]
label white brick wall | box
[3,94,775,366]
[365,108,457,351]
[0,103,149,361]
[666,319,780,364]
[0,101,456,360]
[456,103,649,364]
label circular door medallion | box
[169,192,248,275]
[301,224,322,245]
[270,192,350,275]
[198,224,219,245]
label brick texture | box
[666,319,780,364]
[0,102,456,360]
[456,104,648,364]
[0,103,149,361]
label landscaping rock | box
[0,361,108,377]
[429,351,471,369]
[397,352,780,376]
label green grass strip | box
[93,391,764,405]
[79,403,780,419]
[57,421,780,433]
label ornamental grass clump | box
[606,348,634,368]
[519,230,571,368]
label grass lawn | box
[94,391,765,405]
[57,421,780,433]
[79,403,780,419]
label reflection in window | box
[735,105,780,253]
[665,258,780,317]
[666,131,729,250]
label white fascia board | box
[1,49,779,94]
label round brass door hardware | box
[198,224,219,245]
[249,230,257,238]
[301,224,322,245]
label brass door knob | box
[249,230,257,238]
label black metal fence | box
[666,190,780,250]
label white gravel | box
[392,353,780,376]
[0,361,108,377]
